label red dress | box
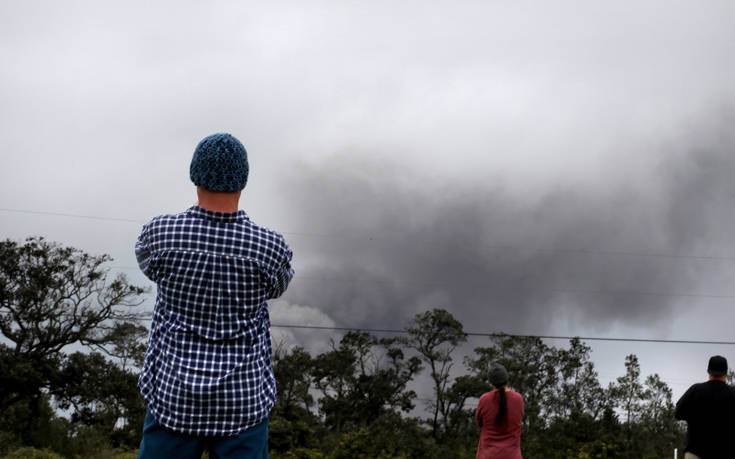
[475,389,524,459]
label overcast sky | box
[3,0,735,401]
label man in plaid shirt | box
[135,133,294,458]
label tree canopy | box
[0,237,149,456]
[0,237,148,359]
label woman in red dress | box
[475,363,524,459]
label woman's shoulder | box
[478,391,497,402]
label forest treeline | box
[0,237,696,458]
[268,319,687,458]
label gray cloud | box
[277,117,735,336]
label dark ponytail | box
[488,363,509,425]
[494,385,507,425]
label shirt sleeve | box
[135,223,158,282]
[674,385,694,421]
[267,237,294,299]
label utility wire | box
[0,207,143,224]
[269,323,735,346]
[132,317,735,345]
[4,207,735,262]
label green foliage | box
[327,412,440,459]
[554,338,607,421]
[269,404,321,454]
[0,394,65,453]
[0,345,63,422]
[274,345,315,416]
[52,352,146,447]
[608,354,645,457]
[638,373,682,458]
[107,449,140,459]
[311,332,420,433]
[2,447,64,459]
[404,308,467,439]
[1,446,140,459]
[0,238,148,458]
[270,448,324,459]
[105,323,148,371]
[0,237,149,360]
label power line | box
[4,207,735,262]
[133,315,735,345]
[0,207,143,224]
[269,323,735,345]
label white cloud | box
[269,300,340,354]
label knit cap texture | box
[190,133,249,192]
[488,363,509,386]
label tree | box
[552,338,606,422]
[274,345,315,416]
[609,354,645,458]
[312,335,361,433]
[441,374,485,451]
[403,308,467,439]
[0,237,149,360]
[312,331,420,433]
[639,373,683,458]
[51,352,145,447]
[105,322,148,371]
[0,237,148,449]
[542,339,614,458]
[0,344,63,449]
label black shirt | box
[674,380,735,458]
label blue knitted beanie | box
[190,133,249,192]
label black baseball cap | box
[707,355,728,377]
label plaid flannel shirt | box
[135,205,293,436]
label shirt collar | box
[187,206,249,223]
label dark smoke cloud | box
[275,118,735,337]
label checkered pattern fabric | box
[135,205,294,436]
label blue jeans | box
[137,409,268,459]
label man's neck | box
[196,187,241,213]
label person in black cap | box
[675,355,735,459]
[475,363,524,459]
